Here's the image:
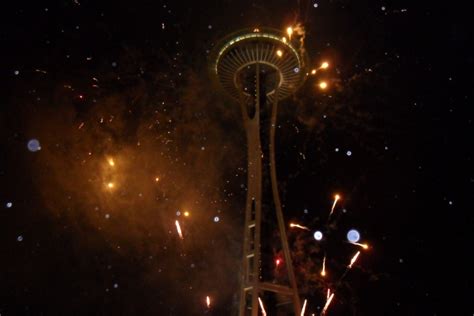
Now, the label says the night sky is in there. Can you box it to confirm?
[1,0,473,315]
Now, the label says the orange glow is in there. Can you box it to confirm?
[321,61,329,69]
[276,50,283,57]
[319,81,328,89]
[107,182,114,189]
[184,211,190,217]
[107,157,115,167]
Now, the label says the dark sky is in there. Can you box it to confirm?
[1,0,473,315]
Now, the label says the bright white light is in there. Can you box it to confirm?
[314,231,323,241]
[347,229,360,243]
[213,216,220,222]
[6,202,13,208]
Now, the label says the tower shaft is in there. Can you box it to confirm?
[238,63,301,316]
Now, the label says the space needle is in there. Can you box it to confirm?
[212,27,309,315]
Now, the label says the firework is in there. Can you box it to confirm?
[107,157,115,167]
[321,293,335,315]
[258,297,267,316]
[320,255,326,277]
[348,251,361,269]
[290,223,310,231]
[287,26,293,39]
[329,194,340,217]
[206,296,211,308]
[351,242,369,250]
[175,220,183,239]
[300,298,307,316]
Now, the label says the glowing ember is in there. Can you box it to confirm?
[206,295,211,308]
[329,194,340,216]
[276,49,283,57]
[321,255,326,277]
[300,298,307,316]
[290,223,310,231]
[319,81,328,90]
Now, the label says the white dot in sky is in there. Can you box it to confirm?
[6,202,13,208]
[27,139,41,152]
[113,283,118,288]
[294,67,300,73]
[335,148,339,152]
[17,235,23,242]
[347,229,360,243]
[346,150,352,156]
[381,6,386,11]
[213,216,220,222]
[208,25,212,29]
[176,211,181,216]
[303,208,308,214]
[313,3,318,8]
[201,146,205,150]
[105,214,110,219]
[313,231,323,241]
[14,70,19,75]
[112,62,117,67]
[448,201,453,205]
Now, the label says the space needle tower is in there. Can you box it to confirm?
[212,27,308,315]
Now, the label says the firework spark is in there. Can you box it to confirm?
[351,242,369,250]
[329,194,340,217]
[321,293,335,315]
[348,251,361,269]
[287,26,293,39]
[327,288,331,300]
[300,298,307,316]
[258,297,267,316]
[107,157,115,167]
[320,255,326,277]
[175,220,183,239]
[290,223,310,231]
[206,296,211,308]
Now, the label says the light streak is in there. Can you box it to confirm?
[206,296,211,308]
[290,223,310,231]
[348,251,361,269]
[321,255,326,277]
[321,293,335,315]
[329,194,340,216]
[351,242,369,250]
[300,298,307,316]
[175,220,183,239]
[327,288,331,300]
[258,297,267,316]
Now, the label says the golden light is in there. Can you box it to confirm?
[352,242,369,250]
[184,211,190,217]
[206,296,211,308]
[258,297,267,316]
[320,255,326,277]
[286,26,293,39]
[282,37,287,43]
[276,49,283,57]
[107,158,115,167]
[155,177,160,182]
[319,81,328,90]
[321,61,329,69]
[107,182,114,189]
[334,194,341,200]
[311,69,317,75]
